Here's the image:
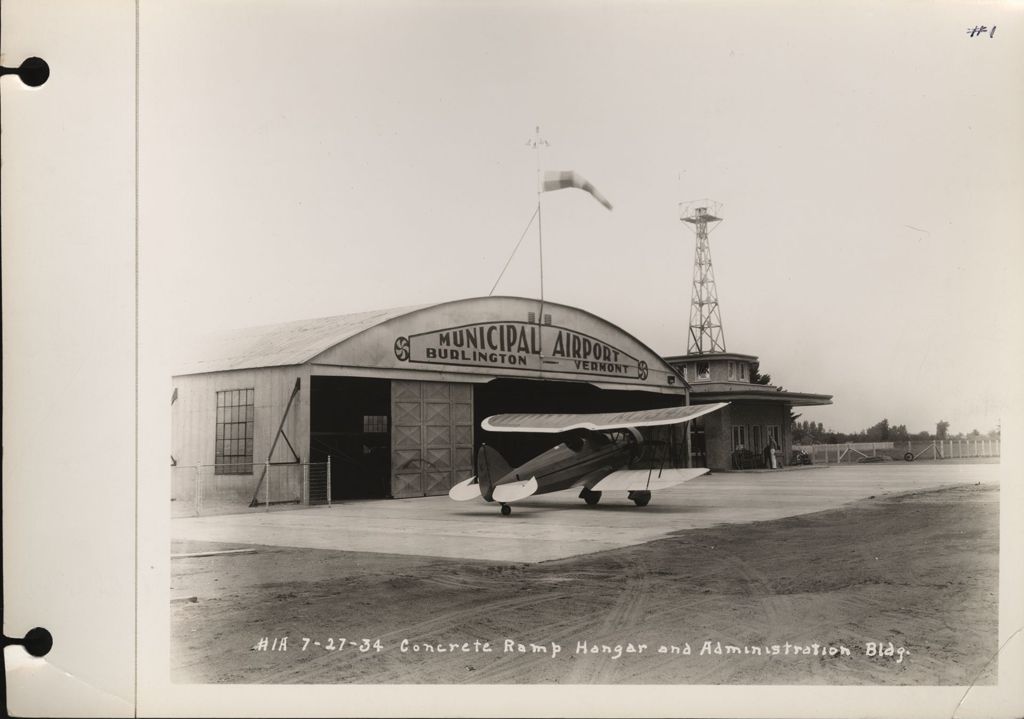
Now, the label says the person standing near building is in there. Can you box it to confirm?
[768,437,779,469]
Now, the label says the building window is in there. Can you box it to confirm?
[767,425,781,448]
[728,361,735,379]
[751,425,763,453]
[363,415,388,433]
[738,363,747,382]
[731,425,747,450]
[215,388,254,474]
[697,362,711,380]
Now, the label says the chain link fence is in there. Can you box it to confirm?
[171,461,331,517]
[793,439,1000,465]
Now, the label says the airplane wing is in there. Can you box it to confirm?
[480,402,729,433]
[491,476,539,503]
[448,476,481,501]
[590,467,709,491]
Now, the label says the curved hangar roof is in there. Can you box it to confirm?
[177,296,687,395]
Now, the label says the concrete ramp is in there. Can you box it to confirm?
[171,463,999,563]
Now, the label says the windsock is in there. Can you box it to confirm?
[541,170,613,211]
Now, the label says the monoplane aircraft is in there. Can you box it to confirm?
[449,402,728,515]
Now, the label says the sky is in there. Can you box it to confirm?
[140,0,1023,436]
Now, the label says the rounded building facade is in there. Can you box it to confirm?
[171,296,690,506]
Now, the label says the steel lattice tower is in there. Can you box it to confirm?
[681,201,726,354]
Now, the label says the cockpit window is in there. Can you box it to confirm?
[564,432,586,451]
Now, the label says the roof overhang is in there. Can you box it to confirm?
[691,384,833,407]
[664,352,760,363]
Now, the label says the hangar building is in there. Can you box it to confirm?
[171,296,691,505]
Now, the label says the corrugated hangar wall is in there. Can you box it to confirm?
[390,381,474,498]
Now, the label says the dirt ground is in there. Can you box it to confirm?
[171,482,998,685]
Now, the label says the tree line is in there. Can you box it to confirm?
[790,418,1001,445]
[748,363,1000,445]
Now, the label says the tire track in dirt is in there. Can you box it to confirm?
[561,556,650,684]
[702,548,890,683]
[258,589,571,683]
[456,558,644,685]
[610,549,890,684]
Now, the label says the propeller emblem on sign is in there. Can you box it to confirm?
[638,361,649,380]
[394,336,410,361]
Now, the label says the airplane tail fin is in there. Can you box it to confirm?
[476,444,511,502]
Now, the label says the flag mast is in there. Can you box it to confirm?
[532,127,548,323]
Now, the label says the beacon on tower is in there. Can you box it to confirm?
[680,200,726,355]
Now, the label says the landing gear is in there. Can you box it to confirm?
[628,490,652,507]
[580,488,602,506]
[500,503,512,516]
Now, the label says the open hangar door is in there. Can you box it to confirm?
[473,378,683,469]
[309,376,391,500]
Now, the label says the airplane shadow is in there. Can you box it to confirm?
[448,501,708,517]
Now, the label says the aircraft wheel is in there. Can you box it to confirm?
[631,491,652,507]
[580,488,601,506]
[500,503,511,516]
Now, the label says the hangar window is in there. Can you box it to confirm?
[362,415,388,433]
[731,425,747,450]
[215,388,254,474]
[697,362,711,380]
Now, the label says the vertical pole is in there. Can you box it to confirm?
[684,392,693,469]
[528,126,549,358]
[195,464,201,517]
[327,456,332,508]
[265,461,270,511]
[302,462,308,505]
[685,422,693,469]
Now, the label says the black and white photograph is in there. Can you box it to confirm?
[3,0,1023,717]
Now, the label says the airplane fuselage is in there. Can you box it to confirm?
[487,433,633,500]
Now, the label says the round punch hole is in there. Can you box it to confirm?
[23,627,53,657]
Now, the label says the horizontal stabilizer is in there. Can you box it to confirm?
[591,467,709,492]
[491,476,538,503]
[481,402,729,433]
[448,476,481,501]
